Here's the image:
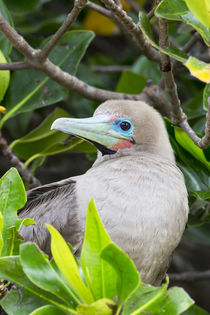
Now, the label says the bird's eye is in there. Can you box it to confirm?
[120,121,131,131]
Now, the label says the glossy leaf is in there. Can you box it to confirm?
[155,0,210,46]
[76,299,117,315]
[20,242,79,308]
[0,50,10,102]
[185,0,210,28]
[47,224,94,304]
[203,84,210,111]
[122,283,193,315]
[174,126,210,171]
[116,70,146,94]
[101,242,140,305]
[0,168,26,256]
[80,199,117,300]
[0,30,94,128]
[0,256,69,312]
[132,56,161,84]
[0,0,13,56]
[0,212,3,255]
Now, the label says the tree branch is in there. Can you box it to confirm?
[86,1,114,19]
[100,0,160,62]
[0,134,40,188]
[169,270,210,282]
[90,65,131,72]
[0,62,30,70]
[158,18,210,149]
[40,0,88,60]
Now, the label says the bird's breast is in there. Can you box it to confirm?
[75,154,188,283]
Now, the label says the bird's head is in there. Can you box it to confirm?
[51,100,173,159]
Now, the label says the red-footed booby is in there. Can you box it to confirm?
[19,100,189,285]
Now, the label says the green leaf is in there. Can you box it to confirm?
[183,304,210,315]
[1,287,47,315]
[122,283,194,315]
[0,168,26,256]
[29,305,67,315]
[80,199,117,300]
[155,0,210,46]
[101,242,140,305]
[25,137,96,167]
[139,12,188,63]
[116,70,146,94]
[76,298,117,315]
[47,224,94,304]
[203,84,210,111]
[20,242,79,308]
[0,256,70,312]
[184,0,210,28]
[0,50,10,102]
[139,12,210,83]
[0,212,3,255]
[10,107,71,160]
[6,0,49,14]
[0,30,95,128]
[10,107,96,165]
[132,56,161,84]
[0,0,13,56]
[174,126,210,171]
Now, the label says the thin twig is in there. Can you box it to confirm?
[169,270,210,282]
[100,0,160,62]
[90,65,131,72]
[158,18,210,149]
[0,134,40,188]
[158,18,185,122]
[86,1,114,19]
[40,0,88,60]
[0,62,30,70]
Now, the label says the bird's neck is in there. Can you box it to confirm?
[94,143,175,167]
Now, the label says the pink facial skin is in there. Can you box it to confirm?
[109,139,133,151]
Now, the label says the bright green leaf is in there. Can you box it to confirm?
[76,298,117,315]
[155,0,210,46]
[0,168,26,256]
[116,70,146,94]
[184,0,210,28]
[0,212,3,255]
[0,31,94,128]
[183,304,210,315]
[0,50,10,102]
[203,84,210,111]
[101,242,140,305]
[80,199,117,300]
[174,126,210,171]
[20,242,79,308]
[47,224,94,304]
[0,256,70,312]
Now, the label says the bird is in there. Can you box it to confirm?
[19,100,189,285]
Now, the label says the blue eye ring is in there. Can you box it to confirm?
[120,120,131,131]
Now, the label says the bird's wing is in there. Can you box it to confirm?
[19,178,82,255]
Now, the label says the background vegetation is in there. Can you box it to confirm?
[0,0,209,313]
